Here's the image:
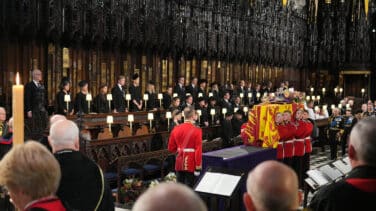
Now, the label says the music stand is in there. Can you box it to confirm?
[194,166,244,211]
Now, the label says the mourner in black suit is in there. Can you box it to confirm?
[237,80,247,104]
[163,86,173,109]
[209,82,220,102]
[50,120,114,211]
[173,76,186,104]
[129,73,143,112]
[221,112,234,148]
[198,79,208,101]
[24,69,48,140]
[111,75,127,113]
[94,84,110,113]
[196,97,209,127]
[55,77,73,115]
[0,108,12,160]
[309,118,376,211]
[185,77,198,102]
[74,80,90,114]
[220,91,233,112]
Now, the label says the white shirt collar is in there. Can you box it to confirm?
[33,80,39,86]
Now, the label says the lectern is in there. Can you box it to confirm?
[195,167,244,211]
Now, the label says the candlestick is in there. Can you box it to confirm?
[148,113,154,132]
[128,114,134,134]
[143,94,149,111]
[106,115,113,133]
[210,108,215,125]
[106,93,112,101]
[125,94,131,109]
[222,108,227,119]
[158,93,163,108]
[64,94,71,114]
[106,94,112,112]
[256,92,260,100]
[248,92,253,104]
[86,93,92,113]
[166,111,172,131]
[197,109,201,124]
[12,72,24,145]
[243,106,249,113]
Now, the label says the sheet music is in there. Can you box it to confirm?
[195,172,241,197]
[307,169,329,186]
[342,157,350,165]
[319,165,343,181]
[333,160,351,175]
[305,177,319,190]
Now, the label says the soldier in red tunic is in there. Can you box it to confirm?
[302,110,314,177]
[293,108,307,186]
[281,110,296,166]
[275,112,285,160]
[168,106,202,187]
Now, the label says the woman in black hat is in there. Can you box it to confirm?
[128,73,143,111]
[74,80,90,114]
[55,77,73,115]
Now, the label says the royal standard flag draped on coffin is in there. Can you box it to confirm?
[245,103,302,148]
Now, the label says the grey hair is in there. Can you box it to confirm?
[350,117,376,167]
[49,120,79,149]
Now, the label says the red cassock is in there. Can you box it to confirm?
[168,122,202,173]
[277,122,296,159]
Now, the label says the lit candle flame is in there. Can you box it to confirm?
[16,72,20,85]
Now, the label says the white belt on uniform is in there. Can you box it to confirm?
[178,148,195,152]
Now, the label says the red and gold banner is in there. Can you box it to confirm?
[242,103,302,148]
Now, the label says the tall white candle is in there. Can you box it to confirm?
[12,72,24,145]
